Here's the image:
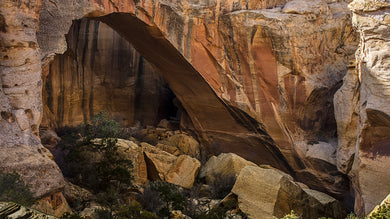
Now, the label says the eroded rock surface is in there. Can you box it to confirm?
[199,153,257,184]
[141,142,200,188]
[232,166,346,219]
[336,0,390,215]
[41,19,177,129]
[0,0,366,213]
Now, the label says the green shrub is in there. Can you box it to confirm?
[0,171,35,206]
[60,212,86,219]
[140,181,186,217]
[209,174,235,199]
[57,112,133,193]
[283,210,300,219]
[140,210,158,219]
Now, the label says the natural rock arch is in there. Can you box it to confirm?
[1,0,360,210]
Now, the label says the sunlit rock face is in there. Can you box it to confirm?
[0,0,66,200]
[41,19,177,129]
[1,0,364,211]
[336,0,390,215]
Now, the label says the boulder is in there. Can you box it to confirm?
[63,180,94,208]
[199,153,257,184]
[141,142,177,181]
[141,143,200,188]
[160,134,201,159]
[165,155,201,189]
[32,192,71,217]
[231,166,345,219]
[116,139,148,185]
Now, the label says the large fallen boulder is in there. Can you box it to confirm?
[199,153,257,184]
[231,166,345,219]
[141,143,200,188]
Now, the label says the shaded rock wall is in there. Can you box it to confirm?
[42,19,177,129]
[336,0,390,215]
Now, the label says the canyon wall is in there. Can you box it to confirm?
[335,0,390,215]
[36,0,358,202]
[1,0,389,215]
[42,18,176,129]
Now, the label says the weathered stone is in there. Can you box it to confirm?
[232,166,346,219]
[116,139,148,185]
[141,142,177,181]
[32,192,71,217]
[141,142,200,188]
[0,0,66,200]
[165,155,201,189]
[41,19,176,129]
[63,181,94,207]
[199,153,257,184]
[160,134,201,159]
[342,0,390,215]
[0,202,56,219]
[2,0,361,210]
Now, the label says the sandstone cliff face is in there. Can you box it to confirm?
[336,0,390,215]
[0,0,65,198]
[0,0,360,206]
[42,18,177,128]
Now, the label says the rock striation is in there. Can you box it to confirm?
[30,0,358,199]
[335,0,390,215]
[6,0,390,215]
[42,19,177,129]
[232,165,345,219]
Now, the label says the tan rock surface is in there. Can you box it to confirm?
[232,166,345,219]
[32,192,71,217]
[2,0,360,209]
[0,0,66,199]
[116,139,148,185]
[160,134,201,159]
[341,0,390,215]
[165,155,201,189]
[199,153,257,184]
[141,142,177,181]
[141,142,200,188]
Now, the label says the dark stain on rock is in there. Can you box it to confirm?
[0,14,6,33]
[1,111,15,123]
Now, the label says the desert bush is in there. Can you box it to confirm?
[139,181,186,217]
[60,212,86,219]
[57,112,133,193]
[0,171,35,206]
[115,201,158,219]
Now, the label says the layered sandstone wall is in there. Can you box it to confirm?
[1,0,358,204]
[336,0,390,215]
[3,0,390,215]
[42,19,176,129]
[0,0,65,198]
